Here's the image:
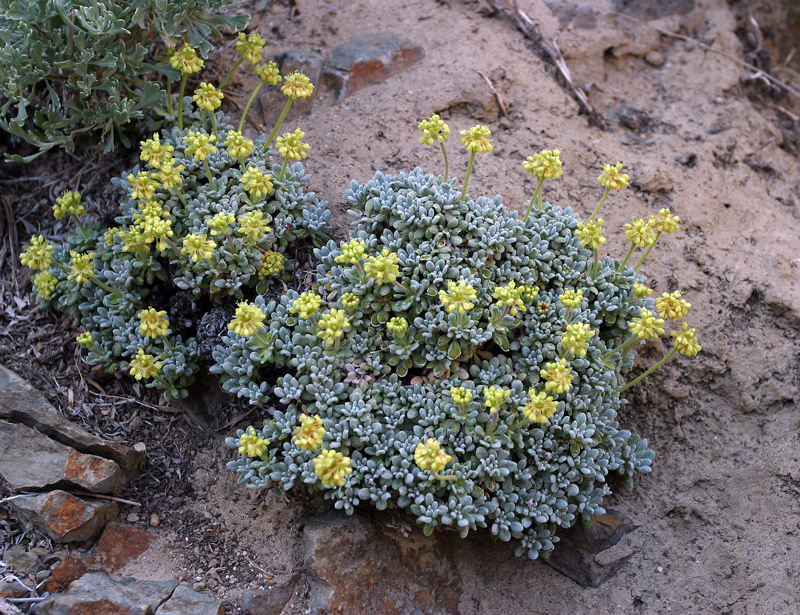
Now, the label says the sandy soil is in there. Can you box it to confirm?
[4,0,800,613]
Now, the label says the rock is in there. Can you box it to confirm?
[2,544,44,577]
[150,514,160,528]
[40,556,91,594]
[617,105,658,132]
[303,511,461,615]
[95,523,155,572]
[322,32,424,100]
[544,509,639,587]
[0,577,29,600]
[644,50,665,66]
[34,573,178,615]
[547,3,598,29]
[11,491,114,543]
[0,421,121,494]
[241,575,298,615]
[611,0,695,21]
[634,163,673,193]
[155,585,224,615]
[0,365,143,474]
[127,513,140,523]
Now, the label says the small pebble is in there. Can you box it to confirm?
[149,513,160,527]
[656,566,664,573]
[644,51,665,67]
[133,442,147,453]
[193,581,205,591]
[35,570,51,581]
[127,513,139,523]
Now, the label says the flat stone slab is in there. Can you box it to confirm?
[0,421,121,494]
[155,585,224,615]
[11,490,114,543]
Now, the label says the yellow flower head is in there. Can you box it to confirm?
[238,427,269,458]
[169,45,203,74]
[281,71,314,99]
[127,172,160,201]
[317,309,351,346]
[67,251,95,284]
[313,449,352,487]
[20,235,54,270]
[450,386,473,407]
[276,128,310,161]
[140,133,174,169]
[671,322,701,356]
[290,291,322,319]
[224,130,254,159]
[364,249,400,285]
[649,208,680,234]
[237,210,271,243]
[258,251,285,278]
[484,386,511,414]
[183,131,217,161]
[598,162,629,190]
[624,218,657,248]
[119,226,150,254]
[294,414,326,451]
[334,239,367,265]
[439,279,478,314]
[414,438,452,473]
[492,280,526,316]
[240,166,274,199]
[129,348,162,380]
[76,331,94,349]
[236,31,265,64]
[562,322,595,357]
[630,308,665,340]
[229,301,266,337]
[341,292,360,311]
[559,288,583,310]
[255,61,282,85]
[522,148,563,180]
[522,389,559,423]
[633,283,653,298]
[523,285,540,302]
[53,190,84,220]
[575,218,606,250]
[540,358,574,394]
[387,317,408,337]
[181,233,216,262]
[154,158,184,190]
[34,271,58,299]
[656,290,691,321]
[418,114,450,145]
[460,125,493,153]
[138,307,169,339]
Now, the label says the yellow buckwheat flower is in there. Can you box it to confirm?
[169,45,203,74]
[154,158,184,190]
[450,386,473,407]
[575,218,606,250]
[127,172,159,200]
[633,283,653,298]
[523,285,540,302]
[290,292,322,319]
[540,358,574,394]
[276,128,310,160]
[418,114,450,145]
[649,208,680,234]
[281,71,314,99]
[560,288,583,309]
[240,166,274,199]
[317,309,351,346]
[460,125,493,153]
[129,348,162,380]
[224,130,254,159]
[140,133,174,169]
[258,251,284,277]
[67,251,95,284]
[492,280,526,315]
[414,438,452,473]
[76,331,94,349]
[33,271,58,300]
[237,210,271,243]
[255,61,281,85]
[484,386,511,414]
[138,308,169,339]
[671,322,701,356]
[630,308,665,339]
[229,302,266,337]
[236,32,265,64]
[335,239,367,264]
[313,449,352,487]
[341,292,360,311]
[183,131,217,161]
[522,148,563,179]
[181,233,216,262]
[522,389,559,423]
[53,190,84,219]
[364,249,400,285]
[387,317,408,337]
[562,322,595,357]
[193,83,224,111]
[206,212,235,236]
[598,162,629,190]
[294,415,326,451]
[238,427,269,458]
[439,279,478,314]
[656,290,691,321]
[624,218,657,247]
[20,235,54,270]
[119,227,150,254]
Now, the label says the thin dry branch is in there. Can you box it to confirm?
[476,71,508,117]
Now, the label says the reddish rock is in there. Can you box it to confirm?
[40,556,92,594]
[155,585,224,615]
[322,32,425,100]
[95,523,155,572]
[0,577,29,599]
[241,575,298,615]
[303,511,461,615]
[11,491,114,543]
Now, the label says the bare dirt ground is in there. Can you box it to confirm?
[3,0,800,613]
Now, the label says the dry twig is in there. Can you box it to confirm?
[476,71,508,117]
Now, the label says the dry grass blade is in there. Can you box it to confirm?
[476,70,508,117]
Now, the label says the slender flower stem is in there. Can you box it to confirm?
[239,156,246,172]
[238,80,267,133]
[601,335,640,361]
[432,472,457,481]
[209,110,218,142]
[178,73,187,130]
[523,177,545,222]
[203,159,217,191]
[220,56,245,89]
[620,244,636,268]
[461,151,476,201]
[440,141,450,181]
[166,80,174,116]
[588,187,611,222]
[51,261,121,296]
[592,249,599,277]
[277,156,289,182]
[174,187,188,208]
[392,280,412,294]
[265,98,292,146]
[633,231,662,271]
[617,347,678,393]
[486,411,500,437]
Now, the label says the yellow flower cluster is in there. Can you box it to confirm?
[671,322,701,356]
[341,292,360,311]
[624,218,657,247]
[207,212,235,236]
[129,348,162,380]
[562,322,595,357]
[414,438,452,473]
[238,427,269,458]
[656,290,691,321]
[76,331,94,349]
[522,148,563,180]
[294,414,326,451]
[597,162,629,190]
[20,235,54,270]
[154,158,184,190]
[67,251,95,284]
[169,45,203,74]
[559,288,583,309]
[235,32,265,64]
[313,449,352,487]
[575,218,606,250]
[127,172,160,200]
[460,125,493,153]
[540,358,574,394]
[181,233,216,262]
[450,386,473,407]
[184,131,217,161]
[523,285,540,302]
[224,130,254,159]
[364,249,400,285]
[228,301,266,337]
[277,128,310,160]
[483,386,511,414]
[140,133,174,168]
[259,251,285,277]
[290,291,322,319]
[237,210,271,243]
[193,83,224,111]
[119,227,149,254]
[53,190,84,220]
[649,208,680,233]
[255,61,281,85]
[335,239,367,264]
[439,279,478,314]
[492,280,526,315]
[240,166,274,199]
[387,317,408,336]
[138,307,169,339]
[633,283,653,298]
[418,114,450,145]
[316,309,351,346]
[281,71,315,99]
[34,271,58,299]
[630,308,665,339]
[522,389,559,423]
